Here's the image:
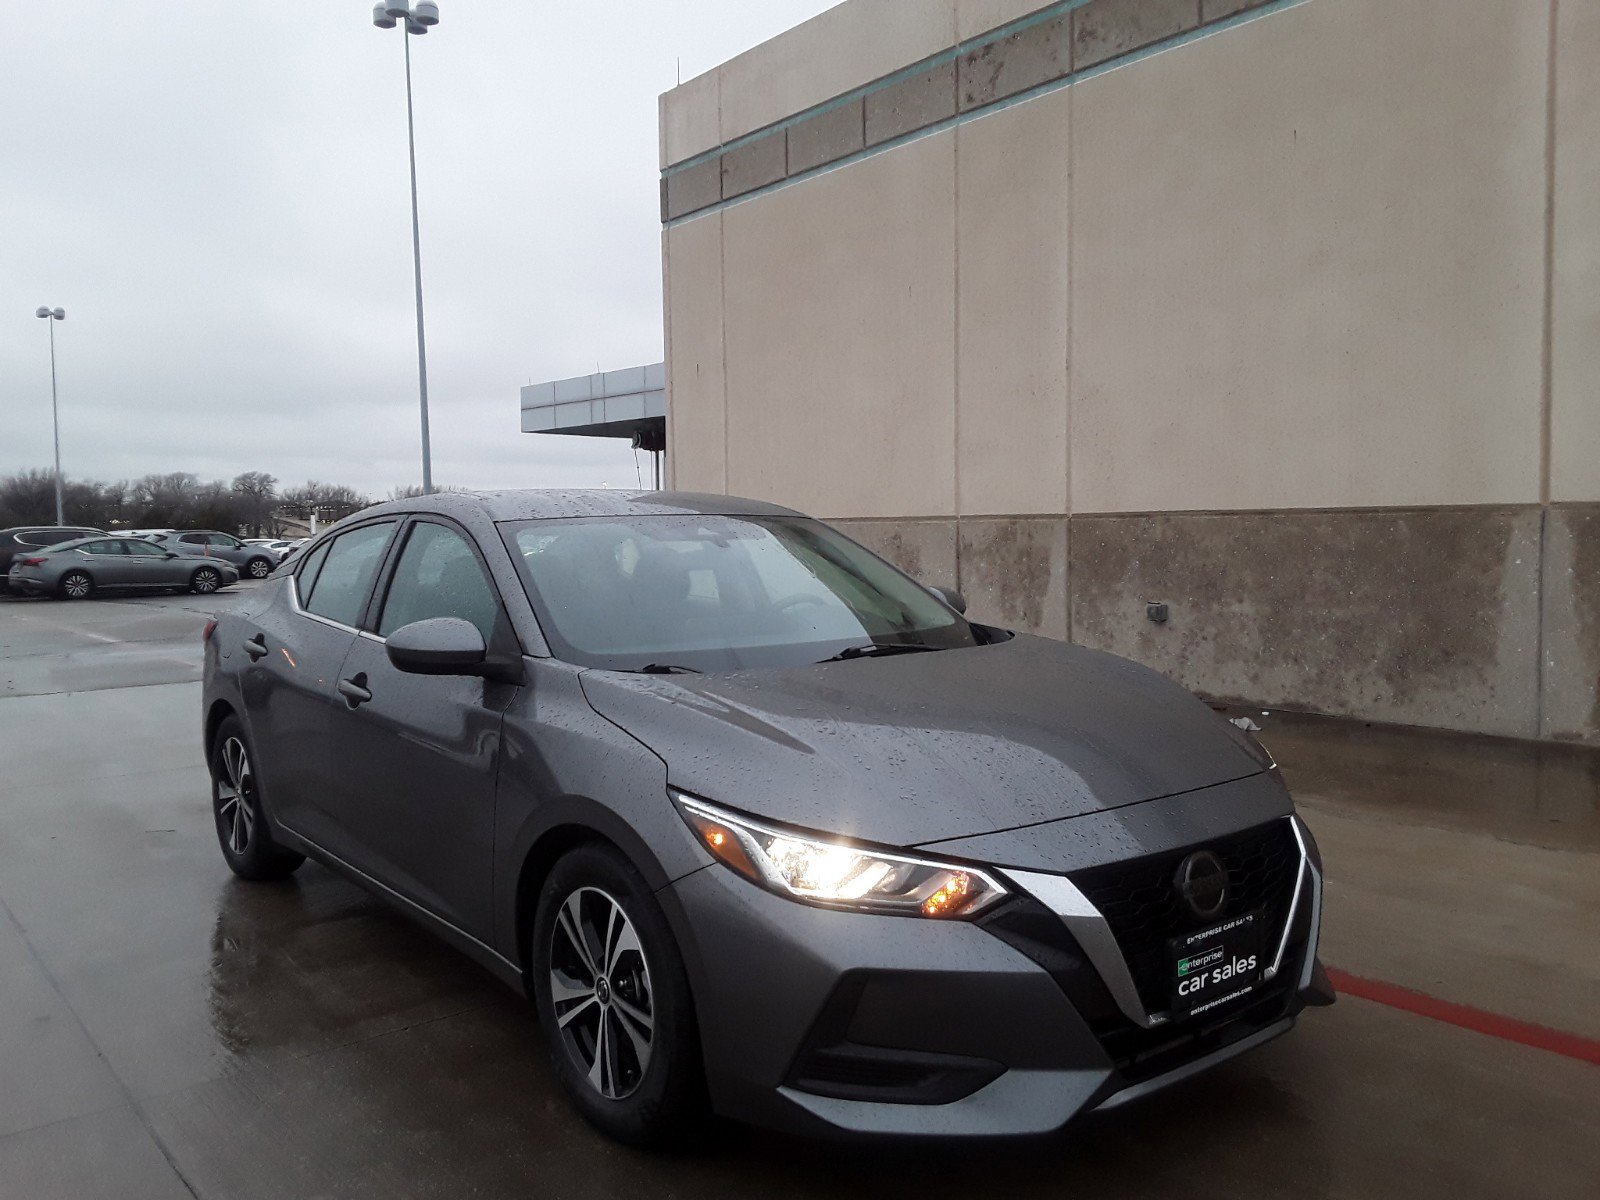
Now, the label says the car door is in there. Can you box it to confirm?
[80,540,136,588]
[122,538,182,587]
[207,533,249,569]
[324,517,519,939]
[236,520,400,847]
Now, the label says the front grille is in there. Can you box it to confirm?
[1069,819,1301,1015]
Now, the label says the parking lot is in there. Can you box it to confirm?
[0,585,1595,1199]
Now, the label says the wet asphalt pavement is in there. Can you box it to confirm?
[0,585,1596,1199]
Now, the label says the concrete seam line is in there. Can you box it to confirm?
[1324,967,1600,1067]
[1538,0,1558,509]
[0,896,203,1197]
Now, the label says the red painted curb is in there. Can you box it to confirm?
[1324,967,1600,1067]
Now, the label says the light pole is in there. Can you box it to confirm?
[34,306,66,525]
[373,1,440,495]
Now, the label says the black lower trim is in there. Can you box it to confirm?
[789,1041,1005,1105]
[784,974,1004,1106]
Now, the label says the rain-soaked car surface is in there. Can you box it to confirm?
[201,489,1334,1145]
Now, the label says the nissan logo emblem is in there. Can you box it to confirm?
[1174,850,1229,920]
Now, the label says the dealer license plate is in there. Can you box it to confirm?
[1169,911,1262,1018]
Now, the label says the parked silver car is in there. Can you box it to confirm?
[7,536,239,599]
[147,530,279,579]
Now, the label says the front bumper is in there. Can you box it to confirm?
[660,813,1329,1138]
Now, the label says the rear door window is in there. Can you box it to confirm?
[294,541,331,604]
[301,523,396,628]
[84,541,126,555]
[19,531,73,547]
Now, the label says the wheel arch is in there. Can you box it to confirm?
[203,698,237,770]
[509,800,689,988]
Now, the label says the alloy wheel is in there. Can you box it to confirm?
[248,558,271,578]
[548,886,655,1100]
[215,736,257,856]
[194,569,220,594]
[62,573,91,599]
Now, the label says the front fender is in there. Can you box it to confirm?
[490,660,711,970]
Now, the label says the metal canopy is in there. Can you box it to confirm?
[521,362,665,445]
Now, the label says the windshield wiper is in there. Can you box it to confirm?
[630,663,704,674]
[816,643,943,664]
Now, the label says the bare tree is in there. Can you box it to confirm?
[231,471,279,536]
[0,469,60,525]
[132,472,201,526]
[280,481,371,525]
[0,470,371,533]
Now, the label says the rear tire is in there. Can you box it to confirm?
[532,843,706,1148]
[245,556,272,579]
[58,571,93,600]
[210,716,304,882]
[191,566,223,595]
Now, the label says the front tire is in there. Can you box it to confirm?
[191,566,223,595]
[245,556,272,579]
[210,716,304,881]
[532,844,706,1147]
[58,570,93,600]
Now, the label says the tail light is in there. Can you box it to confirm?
[19,556,47,567]
[202,619,218,643]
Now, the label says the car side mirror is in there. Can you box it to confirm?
[928,585,967,614]
[385,617,488,676]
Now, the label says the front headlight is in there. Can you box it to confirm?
[674,793,1006,919]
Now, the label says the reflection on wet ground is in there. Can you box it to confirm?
[1,590,1596,1199]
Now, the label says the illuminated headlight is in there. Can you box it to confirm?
[674,793,1006,919]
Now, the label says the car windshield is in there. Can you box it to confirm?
[503,515,978,672]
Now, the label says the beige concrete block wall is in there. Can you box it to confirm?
[718,1,960,148]
[1069,0,1549,514]
[663,216,727,493]
[956,88,1071,516]
[659,0,1598,742]
[720,133,959,518]
[1551,0,1600,504]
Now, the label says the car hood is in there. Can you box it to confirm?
[578,635,1263,848]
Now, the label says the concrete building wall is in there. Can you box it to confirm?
[660,0,1600,744]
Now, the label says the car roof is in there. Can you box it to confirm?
[2,525,103,535]
[352,489,804,524]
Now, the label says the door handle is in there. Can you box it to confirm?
[244,634,268,661]
[337,674,373,707]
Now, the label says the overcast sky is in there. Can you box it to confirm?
[1,1,834,498]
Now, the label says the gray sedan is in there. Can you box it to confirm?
[7,536,239,599]
[201,490,1332,1146]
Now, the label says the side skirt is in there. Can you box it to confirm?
[274,822,528,995]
